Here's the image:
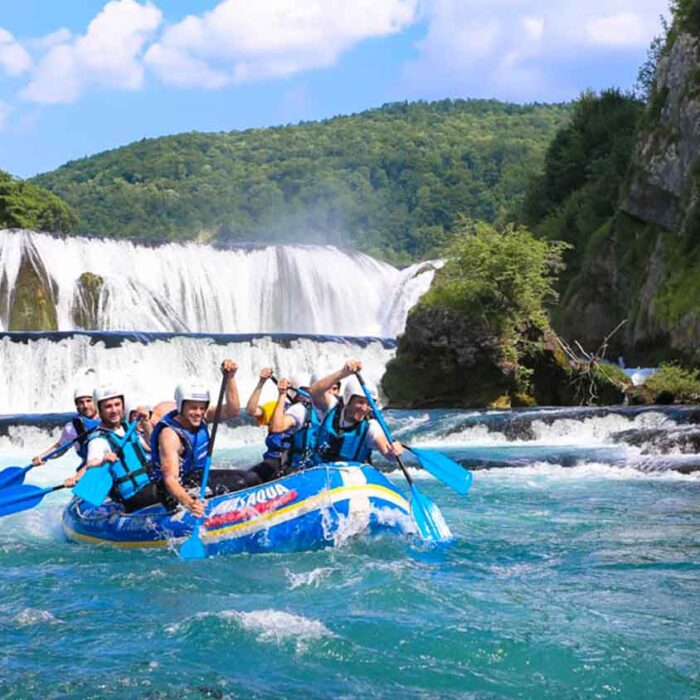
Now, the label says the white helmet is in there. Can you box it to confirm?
[342,375,377,405]
[175,383,210,413]
[93,386,124,408]
[73,384,94,403]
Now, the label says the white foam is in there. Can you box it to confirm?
[12,609,64,626]
[166,609,333,652]
[473,461,700,484]
[286,567,334,589]
[230,609,334,647]
[0,334,395,414]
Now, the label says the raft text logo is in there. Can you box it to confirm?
[205,483,297,529]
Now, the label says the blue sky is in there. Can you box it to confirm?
[0,0,670,178]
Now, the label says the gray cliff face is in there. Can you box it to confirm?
[621,33,700,233]
[562,30,700,364]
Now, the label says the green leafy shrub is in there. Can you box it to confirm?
[644,362,700,402]
[422,218,569,333]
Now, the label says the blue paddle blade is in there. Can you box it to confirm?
[0,465,31,491]
[179,526,207,560]
[408,447,473,495]
[410,484,453,543]
[0,485,51,517]
[72,465,113,506]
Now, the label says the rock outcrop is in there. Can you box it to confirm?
[382,303,626,408]
[72,272,104,329]
[621,33,700,234]
[6,237,58,331]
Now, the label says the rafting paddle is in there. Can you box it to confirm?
[401,445,473,495]
[0,483,67,518]
[0,427,98,491]
[179,371,229,560]
[354,372,452,543]
[72,419,140,506]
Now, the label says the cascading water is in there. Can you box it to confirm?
[0,230,436,336]
[0,331,396,414]
[0,229,440,415]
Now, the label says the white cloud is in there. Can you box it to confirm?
[21,0,162,104]
[26,28,73,51]
[145,0,418,87]
[399,0,670,102]
[0,28,32,76]
[521,16,544,41]
[586,12,647,47]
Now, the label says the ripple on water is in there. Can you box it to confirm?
[12,608,64,627]
[165,609,334,654]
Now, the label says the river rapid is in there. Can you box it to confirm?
[0,233,698,698]
[1,405,699,699]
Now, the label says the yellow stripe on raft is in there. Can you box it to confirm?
[204,483,410,541]
[62,523,169,549]
[62,482,410,549]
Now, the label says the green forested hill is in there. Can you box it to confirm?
[31,99,570,262]
[0,169,77,233]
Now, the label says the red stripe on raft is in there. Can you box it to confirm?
[205,490,298,529]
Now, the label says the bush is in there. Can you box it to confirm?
[644,362,700,402]
[422,218,569,333]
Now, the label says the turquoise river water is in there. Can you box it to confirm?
[1,406,699,699]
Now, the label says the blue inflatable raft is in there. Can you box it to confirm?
[62,462,413,555]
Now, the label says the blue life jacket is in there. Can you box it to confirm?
[88,423,152,502]
[263,400,292,461]
[150,410,210,481]
[71,415,100,467]
[287,396,323,469]
[316,399,372,464]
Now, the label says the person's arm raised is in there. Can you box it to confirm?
[268,378,296,433]
[207,360,239,421]
[310,359,362,411]
[245,367,272,418]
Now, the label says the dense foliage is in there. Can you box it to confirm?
[32,99,570,262]
[670,0,700,37]
[0,169,78,233]
[422,218,568,334]
[644,363,700,401]
[520,89,643,289]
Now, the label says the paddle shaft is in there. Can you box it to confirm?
[28,424,97,470]
[196,371,229,500]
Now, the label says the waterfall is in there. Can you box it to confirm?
[0,230,437,336]
[0,229,440,415]
[0,332,396,414]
